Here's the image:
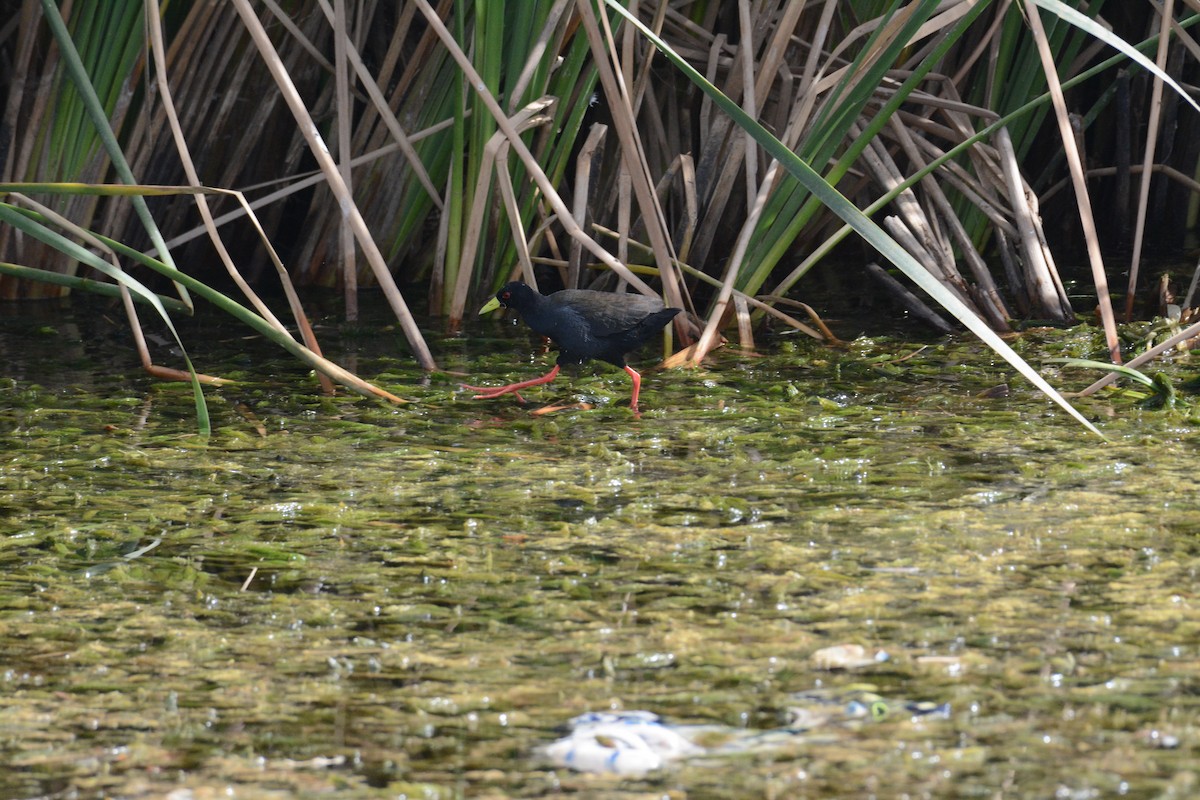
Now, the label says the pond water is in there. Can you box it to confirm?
[1,298,1198,799]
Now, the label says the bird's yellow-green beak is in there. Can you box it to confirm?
[478,297,501,315]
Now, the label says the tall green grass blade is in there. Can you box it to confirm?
[608,0,1104,438]
[39,0,192,310]
[1031,0,1200,116]
[491,4,599,291]
[0,261,191,311]
[435,0,599,305]
[988,1,1098,161]
[1047,358,1156,389]
[804,1,930,164]
[773,10,1200,297]
[741,0,991,295]
[3,200,399,404]
[0,201,210,433]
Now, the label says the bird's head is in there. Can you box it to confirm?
[478,282,535,314]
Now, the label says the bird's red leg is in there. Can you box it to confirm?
[463,364,561,403]
[624,365,642,411]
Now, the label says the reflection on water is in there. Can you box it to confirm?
[0,301,1197,798]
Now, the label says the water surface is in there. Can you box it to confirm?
[1,300,1197,798]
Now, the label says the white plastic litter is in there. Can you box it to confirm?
[542,711,704,775]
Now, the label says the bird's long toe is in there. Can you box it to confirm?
[472,387,526,402]
[462,381,531,403]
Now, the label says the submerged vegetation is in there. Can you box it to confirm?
[2,305,1200,796]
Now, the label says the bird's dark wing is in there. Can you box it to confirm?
[548,290,672,338]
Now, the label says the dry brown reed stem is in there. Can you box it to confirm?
[310,0,443,209]
[0,9,20,46]
[1125,0,1176,322]
[616,162,632,293]
[733,294,755,350]
[1022,2,1119,360]
[692,159,783,364]
[1042,164,1200,203]
[618,0,636,113]
[589,223,824,341]
[229,0,436,371]
[154,118,458,255]
[627,0,669,116]
[858,124,951,277]
[865,262,953,335]
[640,154,697,292]
[569,124,609,289]
[994,128,1070,320]
[745,296,834,343]
[688,63,742,269]
[507,0,574,115]
[332,0,357,320]
[430,166,452,315]
[737,0,758,212]
[495,141,540,299]
[579,0,687,319]
[408,0,657,300]
[447,101,556,326]
[676,154,698,268]
[259,0,338,77]
[1184,255,1200,308]
[886,116,1010,328]
[142,0,295,339]
[754,1,809,137]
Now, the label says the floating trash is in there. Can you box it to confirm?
[542,711,703,775]
[786,686,951,729]
[543,686,950,775]
[810,643,890,670]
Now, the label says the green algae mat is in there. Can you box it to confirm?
[1,302,1198,798]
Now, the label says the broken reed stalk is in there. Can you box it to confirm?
[229,0,437,371]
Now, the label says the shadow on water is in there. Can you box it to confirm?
[1,297,1198,798]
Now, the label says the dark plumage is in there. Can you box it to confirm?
[465,281,681,410]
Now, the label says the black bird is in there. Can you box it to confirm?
[465,281,681,411]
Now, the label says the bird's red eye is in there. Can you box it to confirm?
[501,292,511,300]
